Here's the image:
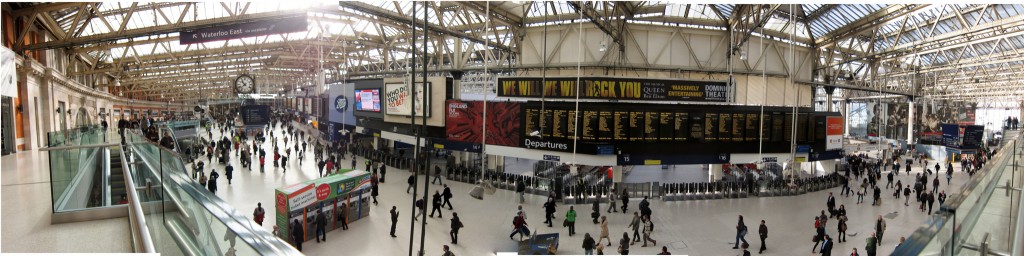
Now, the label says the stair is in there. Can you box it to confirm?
[109,147,126,204]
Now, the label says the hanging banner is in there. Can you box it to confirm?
[180,14,308,44]
[497,77,729,102]
[826,116,844,150]
[384,82,430,116]
[445,100,521,146]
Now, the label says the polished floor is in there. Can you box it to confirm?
[200,122,979,256]
[1,149,132,253]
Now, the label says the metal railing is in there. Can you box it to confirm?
[119,145,155,253]
[894,130,1022,255]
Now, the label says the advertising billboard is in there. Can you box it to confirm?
[497,76,729,102]
[445,100,521,146]
[826,116,844,150]
[354,89,381,112]
[384,82,430,117]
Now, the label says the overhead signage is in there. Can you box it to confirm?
[826,116,844,150]
[543,155,561,162]
[523,138,571,151]
[334,95,348,113]
[384,82,430,116]
[240,105,270,126]
[961,125,984,150]
[498,77,729,102]
[941,123,960,148]
[180,14,308,44]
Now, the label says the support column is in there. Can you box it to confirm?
[710,164,724,182]
[824,86,836,112]
[612,166,624,183]
[844,100,851,137]
[486,154,497,172]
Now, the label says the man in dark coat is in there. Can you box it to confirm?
[544,198,557,227]
[819,234,833,256]
[430,190,443,218]
[450,212,462,244]
[315,209,326,242]
[291,219,303,251]
[442,184,454,210]
[826,192,836,217]
[758,220,768,254]
[389,206,399,237]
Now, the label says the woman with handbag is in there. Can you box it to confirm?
[733,215,748,249]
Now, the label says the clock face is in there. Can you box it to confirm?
[234,74,255,94]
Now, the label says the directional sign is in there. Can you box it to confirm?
[180,15,308,44]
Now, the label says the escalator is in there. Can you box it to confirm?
[109,146,126,204]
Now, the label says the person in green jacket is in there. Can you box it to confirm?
[865,232,877,256]
[566,206,577,236]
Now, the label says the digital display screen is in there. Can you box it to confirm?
[354,89,381,112]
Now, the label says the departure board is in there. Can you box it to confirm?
[598,111,613,140]
[524,108,539,135]
[771,113,784,142]
[551,109,567,139]
[645,112,659,141]
[567,110,578,140]
[540,109,553,137]
[784,113,795,142]
[689,113,704,142]
[659,112,674,141]
[732,113,745,142]
[613,111,628,141]
[797,113,808,143]
[759,114,771,142]
[629,111,644,141]
[719,112,732,141]
[675,112,689,142]
[705,113,719,142]
[745,113,759,142]
[582,110,598,140]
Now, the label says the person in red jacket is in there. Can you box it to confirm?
[253,203,266,226]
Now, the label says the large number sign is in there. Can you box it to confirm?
[384,82,430,116]
[445,100,521,146]
[497,77,729,102]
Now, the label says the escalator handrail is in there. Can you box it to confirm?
[119,146,155,253]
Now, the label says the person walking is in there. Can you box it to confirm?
[618,232,631,255]
[225,164,233,185]
[432,165,443,185]
[607,190,618,213]
[591,195,601,224]
[430,190,444,218]
[865,232,877,256]
[441,184,454,210]
[597,216,612,246]
[813,217,825,253]
[904,186,912,206]
[314,209,326,243]
[875,215,886,246]
[337,203,349,230]
[734,215,748,249]
[872,185,881,206]
[620,188,630,213]
[582,233,596,255]
[932,176,940,194]
[371,183,379,205]
[208,169,219,194]
[441,245,454,256]
[926,191,936,214]
[837,207,848,243]
[515,179,526,203]
[509,212,528,241]
[389,206,399,237]
[543,198,557,227]
[565,206,577,236]
[641,215,657,247]
[886,171,894,189]
[826,192,836,217]
[628,212,642,244]
[407,174,416,194]
[450,212,462,244]
[820,234,833,256]
[758,220,768,253]
[253,203,266,226]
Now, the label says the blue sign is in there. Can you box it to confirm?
[941,124,960,148]
[796,145,811,153]
[180,15,308,44]
[595,145,615,155]
[543,155,561,162]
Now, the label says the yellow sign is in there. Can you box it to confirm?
[644,159,662,165]
[433,144,444,149]
[795,157,807,163]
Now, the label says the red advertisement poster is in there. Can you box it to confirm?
[446,100,521,146]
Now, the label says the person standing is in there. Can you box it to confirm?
[515,179,526,203]
[543,198,556,227]
[582,233,596,255]
[932,176,940,194]
[641,215,657,247]
[826,192,836,217]
[314,209,326,243]
[734,215,748,249]
[837,207,848,243]
[872,185,881,206]
[225,164,234,185]
[875,215,886,246]
[290,219,303,251]
[337,203,349,230]
[450,212,462,244]
[591,195,601,224]
[904,186,912,206]
[432,165,443,185]
[628,212,642,244]
[379,164,387,183]
[430,190,444,218]
[208,169,219,194]
[565,206,577,236]
[618,232,631,255]
[389,206,399,237]
[253,203,266,226]
[926,191,936,214]
[597,216,612,246]
[442,184,454,210]
[758,220,768,254]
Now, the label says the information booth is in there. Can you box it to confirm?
[275,169,372,242]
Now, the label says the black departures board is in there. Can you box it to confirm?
[519,102,820,147]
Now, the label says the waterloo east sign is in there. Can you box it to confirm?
[497,77,730,102]
[180,15,308,44]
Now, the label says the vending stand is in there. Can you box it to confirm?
[275,169,372,242]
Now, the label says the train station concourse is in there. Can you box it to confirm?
[2,2,1023,256]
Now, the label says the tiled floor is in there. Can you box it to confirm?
[200,122,981,256]
[1,149,132,253]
